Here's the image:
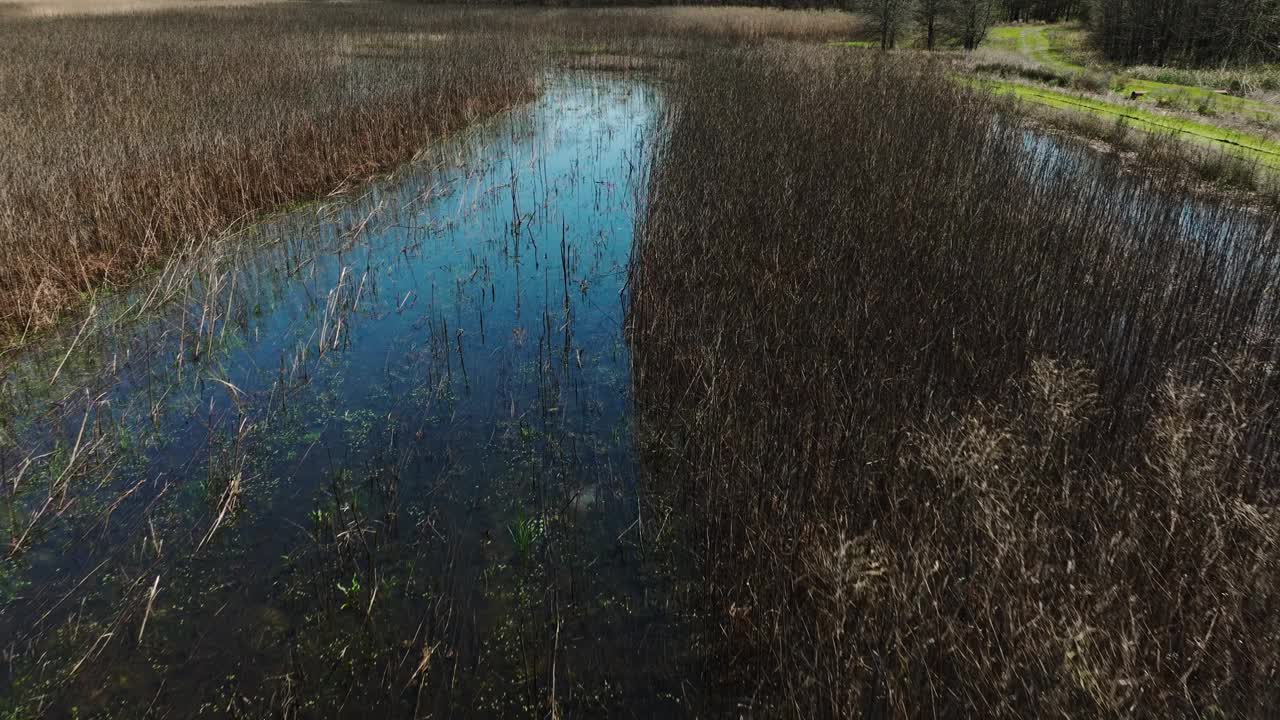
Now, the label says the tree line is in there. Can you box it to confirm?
[856,0,1279,64]
[1091,0,1280,65]
[857,0,998,50]
[417,0,1280,66]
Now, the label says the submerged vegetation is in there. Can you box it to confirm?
[630,45,1280,717]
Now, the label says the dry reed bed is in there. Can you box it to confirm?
[0,4,538,343]
[454,6,860,43]
[4,0,285,14]
[629,45,1280,718]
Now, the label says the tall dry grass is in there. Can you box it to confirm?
[464,6,861,43]
[629,44,1280,718]
[0,4,538,343]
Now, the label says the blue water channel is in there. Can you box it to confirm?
[0,73,695,717]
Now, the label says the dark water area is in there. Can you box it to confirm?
[0,74,696,718]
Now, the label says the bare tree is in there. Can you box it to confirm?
[916,0,947,49]
[950,0,995,50]
[862,0,915,49]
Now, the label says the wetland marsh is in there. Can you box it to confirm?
[2,4,1279,719]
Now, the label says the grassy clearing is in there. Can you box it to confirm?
[986,23,1085,74]
[631,44,1280,717]
[972,22,1274,124]
[829,39,880,48]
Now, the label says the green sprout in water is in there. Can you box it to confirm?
[310,508,330,536]
[508,511,542,563]
[337,573,361,610]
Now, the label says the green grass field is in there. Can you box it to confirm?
[985,24,1084,74]
[976,78,1280,168]
[983,24,1279,122]
[830,39,879,48]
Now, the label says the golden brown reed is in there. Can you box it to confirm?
[0,5,540,344]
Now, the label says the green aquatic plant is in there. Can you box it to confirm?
[517,422,536,444]
[0,557,30,607]
[508,511,541,563]
[336,573,361,610]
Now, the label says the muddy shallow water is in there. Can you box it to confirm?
[0,73,697,718]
